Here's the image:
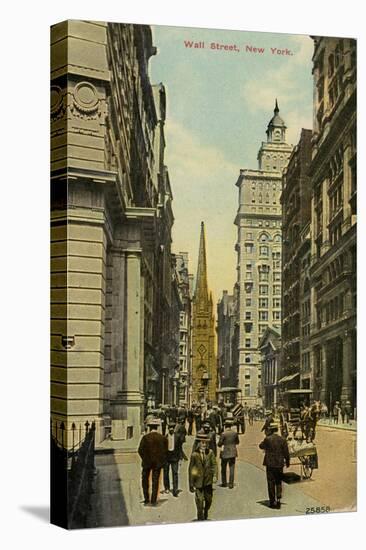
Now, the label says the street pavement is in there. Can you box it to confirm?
[86,419,358,528]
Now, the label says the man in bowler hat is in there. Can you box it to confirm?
[189,433,217,521]
[259,422,290,509]
[138,419,168,506]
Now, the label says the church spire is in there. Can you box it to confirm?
[274,98,279,114]
[194,221,209,306]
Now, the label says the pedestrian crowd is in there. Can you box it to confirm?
[137,400,292,520]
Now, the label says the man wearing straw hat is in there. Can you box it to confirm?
[138,418,168,506]
[259,421,290,509]
[189,433,218,521]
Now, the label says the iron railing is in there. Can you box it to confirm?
[51,420,96,529]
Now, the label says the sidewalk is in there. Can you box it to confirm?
[317,419,357,432]
[88,435,323,528]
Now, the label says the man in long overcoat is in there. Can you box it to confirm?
[138,419,168,506]
[218,419,240,488]
[189,434,217,521]
[259,422,290,509]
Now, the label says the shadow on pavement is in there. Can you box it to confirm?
[283,472,302,484]
[87,453,129,528]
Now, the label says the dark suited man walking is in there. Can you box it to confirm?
[163,422,185,497]
[259,422,290,509]
[138,419,168,506]
[218,419,240,488]
[189,433,217,521]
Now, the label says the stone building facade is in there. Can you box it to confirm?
[217,290,239,389]
[51,21,177,447]
[175,252,193,406]
[234,102,293,406]
[280,129,312,398]
[191,223,217,403]
[259,326,281,410]
[309,37,357,412]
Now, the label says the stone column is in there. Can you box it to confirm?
[110,247,126,440]
[117,248,145,445]
[319,344,328,406]
[341,330,353,403]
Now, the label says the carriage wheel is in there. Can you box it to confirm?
[300,456,313,479]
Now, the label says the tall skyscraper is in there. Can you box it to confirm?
[191,222,217,403]
[234,102,293,406]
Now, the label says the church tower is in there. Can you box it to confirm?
[191,222,217,404]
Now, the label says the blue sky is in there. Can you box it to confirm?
[150,25,314,303]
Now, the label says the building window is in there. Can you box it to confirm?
[245,283,253,293]
[259,271,269,282]
[246,232,253,240]
[245,338,251,348]
[273,311,281,320]
[245,355,251,364]
[259,285,269,295]
[259,324,267,335]
[245,243,254,254]
[260,245,269,256]
[246,272,252,280]
[273,285,281,295]
[273,298,281,308]
[259,311,268,321]
[244,384,250,397]
[273,272,281,281]
[246,263,252,270]
[246,298,252,307]
[245,311,252,320]
[259,298,268,308]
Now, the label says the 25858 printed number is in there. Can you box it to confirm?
[306,506,330,514]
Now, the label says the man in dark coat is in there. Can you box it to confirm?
[138,419,168,506]
[261,410,274,436]
[259,422,290,509]
[218,419,240,488]
[163,423,185,496]
[187,407,194,435]
[194,406,202,433]
[189,434,217,521]
[158,404,167,436]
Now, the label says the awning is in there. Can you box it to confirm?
[278,372,300,384]
[284,389,313,395]
[216,387,242,393]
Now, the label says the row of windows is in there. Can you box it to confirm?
[245,220,281,228]
[244,311,281,321]
[245,298,281,308]
[245,233,281,242]
[245,271,281,282]
[244,283,281,295]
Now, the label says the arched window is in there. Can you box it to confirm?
[274,234,281,243]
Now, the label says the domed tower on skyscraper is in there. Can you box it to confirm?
[234,101,293,408]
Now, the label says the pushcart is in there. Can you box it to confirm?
[288,439,318,479]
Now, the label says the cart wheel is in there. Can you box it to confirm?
[301,456,313,479]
